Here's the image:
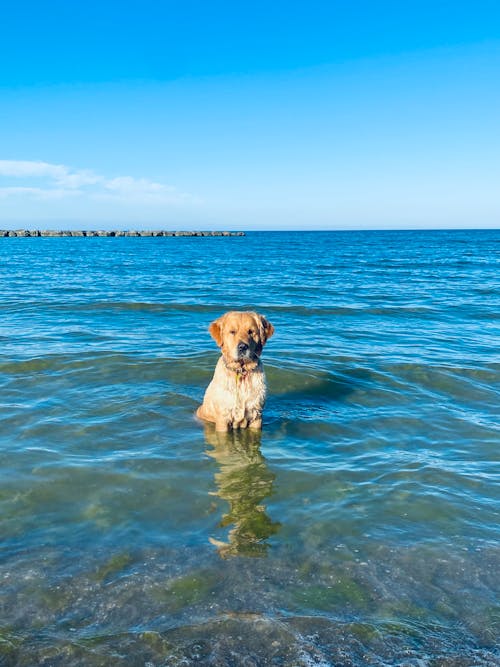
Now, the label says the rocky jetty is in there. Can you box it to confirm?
[0,230,245,238]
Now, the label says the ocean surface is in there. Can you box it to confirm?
[0,229,499,666]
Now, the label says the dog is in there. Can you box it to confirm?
[196,311,274,432]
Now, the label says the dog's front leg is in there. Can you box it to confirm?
[215,417,230,432]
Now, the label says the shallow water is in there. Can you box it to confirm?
[0,230,499,666]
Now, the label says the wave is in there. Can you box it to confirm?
[2,352,497,414]
[0,299,441,317]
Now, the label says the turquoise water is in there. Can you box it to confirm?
[0,230,499,666]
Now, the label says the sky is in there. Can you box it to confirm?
[1,0,499,230]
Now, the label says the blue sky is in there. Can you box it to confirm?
[1,1,499,229]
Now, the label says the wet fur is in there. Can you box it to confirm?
[196,311,274,432]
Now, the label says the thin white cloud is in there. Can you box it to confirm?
[104,176,167,193]
[0,186,81,200]
[99,176,186,202]
[0,160,66,178]
[0,159,190,204]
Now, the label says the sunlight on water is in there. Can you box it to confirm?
[0,231,499,665]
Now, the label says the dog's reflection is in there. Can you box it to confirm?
[204,426,281,558]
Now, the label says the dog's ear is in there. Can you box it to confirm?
[209,316,224,347]
[259,315,274,344]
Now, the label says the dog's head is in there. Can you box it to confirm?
[208,311,274,371]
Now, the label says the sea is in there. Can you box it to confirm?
[0,230,499,666]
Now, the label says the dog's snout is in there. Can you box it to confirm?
[237,342,249,354]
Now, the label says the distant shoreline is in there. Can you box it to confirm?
[0,230,245,238]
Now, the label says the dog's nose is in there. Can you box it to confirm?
[237,342,249,354]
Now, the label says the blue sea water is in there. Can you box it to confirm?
[0,230,499,666]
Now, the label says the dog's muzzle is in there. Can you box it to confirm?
[237,342,249,357]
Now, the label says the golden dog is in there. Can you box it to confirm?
[196,311,274,432]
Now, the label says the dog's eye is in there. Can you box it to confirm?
[229,330,236,335]
[248,329,254,335]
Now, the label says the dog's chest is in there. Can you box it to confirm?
[219,368,266,422]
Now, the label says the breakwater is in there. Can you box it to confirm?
[0,229,244,237]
